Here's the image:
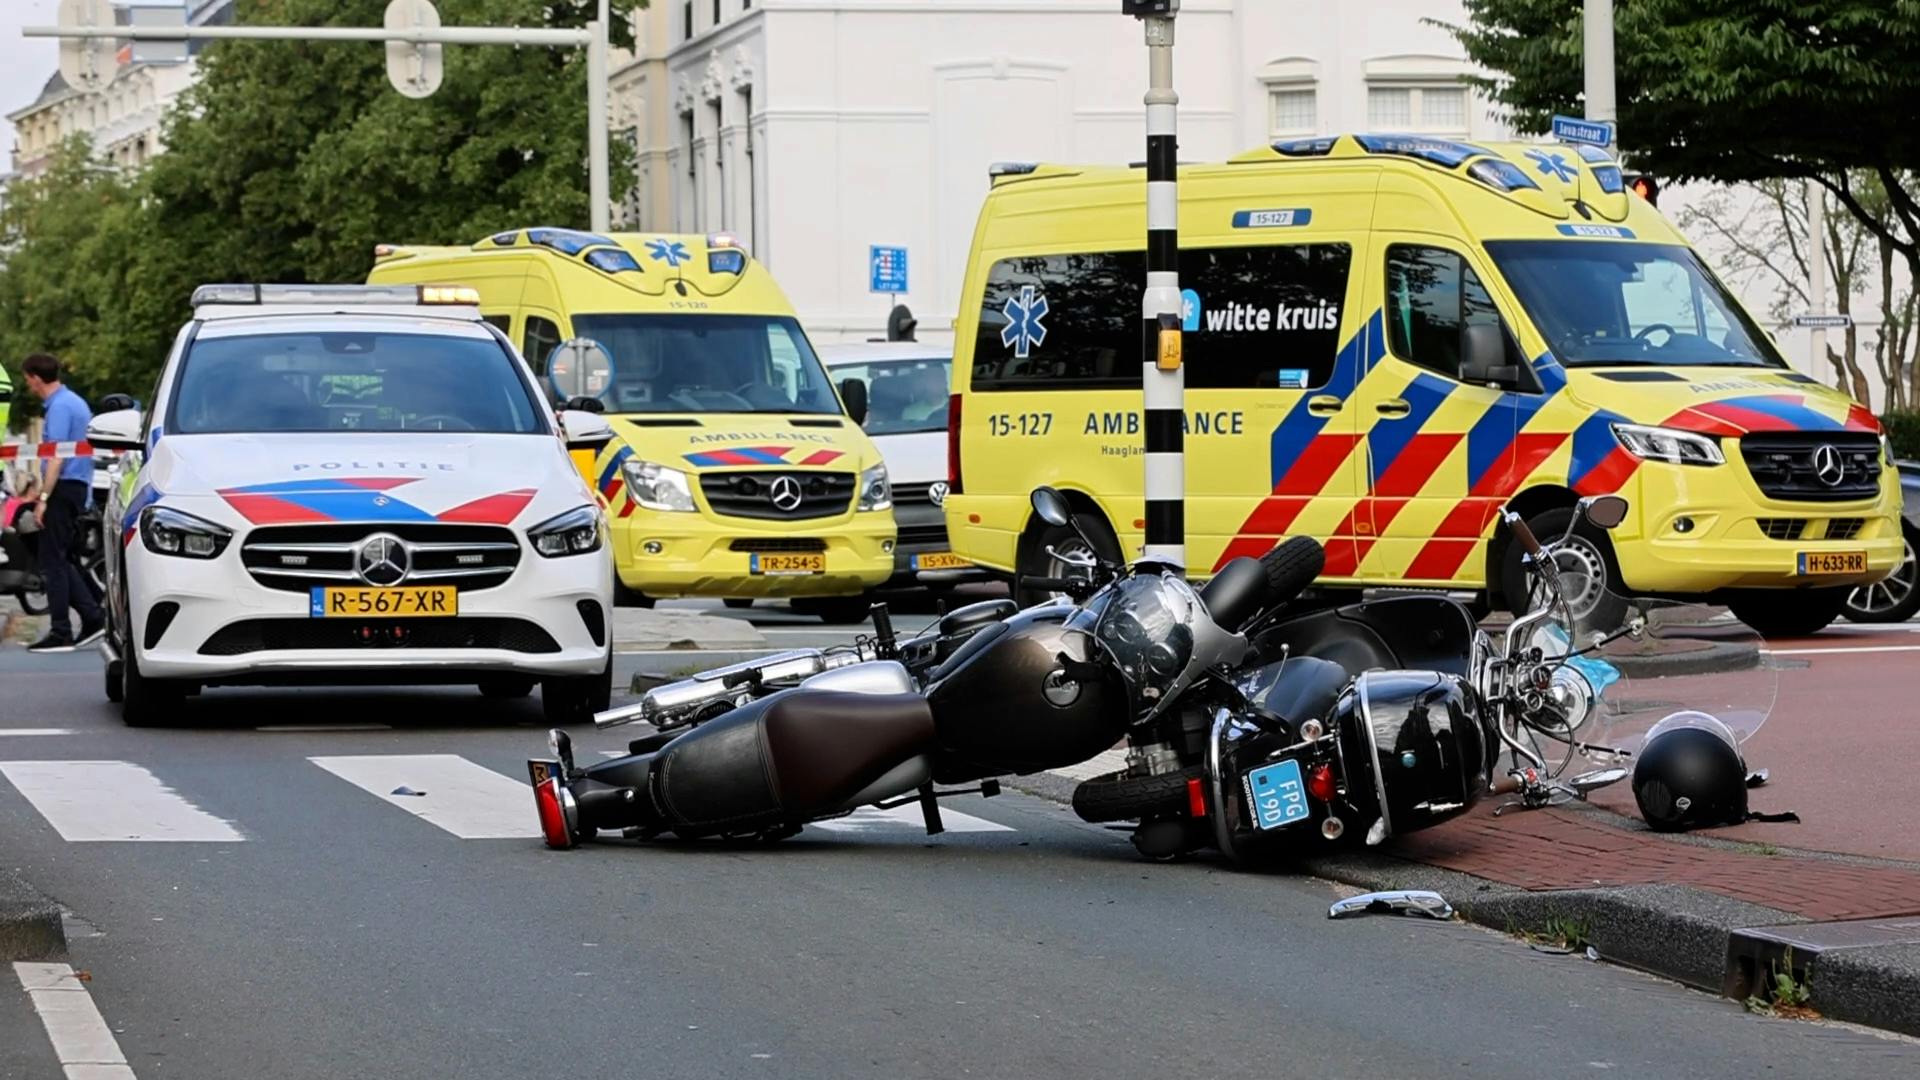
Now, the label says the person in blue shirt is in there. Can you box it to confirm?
[21,353,105,653]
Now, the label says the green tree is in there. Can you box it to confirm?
[1444,0,1920,405]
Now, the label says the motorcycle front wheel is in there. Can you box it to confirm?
[1071,765,1205,823]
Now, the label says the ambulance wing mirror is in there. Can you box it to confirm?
[1459,323,1522,389]
[840,378,869,426]
[86,409,145,452]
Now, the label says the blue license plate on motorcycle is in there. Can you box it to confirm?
[1247,760,1311,831]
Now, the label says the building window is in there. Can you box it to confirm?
[1366,85,1468,134]
[682,1,692,39]
[713,0,721,23]
[741,86,757,252]
[682,112,699,230]
[711,99,726,229]
[1268,87,1316,138]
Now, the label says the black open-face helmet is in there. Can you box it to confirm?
[1631,711,1749,832]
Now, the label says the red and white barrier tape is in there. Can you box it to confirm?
[0,441,99,462]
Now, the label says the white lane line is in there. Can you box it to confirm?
[0,729,76,737]
[813,804,1013,833]
[13,962,136,1079]
[1046,748,1128,783]
[1768,644,1920,656]
[308,754,538,839]
[0,761,243,843]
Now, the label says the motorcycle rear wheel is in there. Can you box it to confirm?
[1071,765,1205,823]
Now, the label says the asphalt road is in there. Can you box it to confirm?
[5,635,1920,1079]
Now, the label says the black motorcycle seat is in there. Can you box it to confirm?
[1257,656,1349,726]
[653,689,936,832]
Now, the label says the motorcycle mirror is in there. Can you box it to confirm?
[1567,767,1629,795]
[1030,487,1073,529]
[1580,495,1629,531]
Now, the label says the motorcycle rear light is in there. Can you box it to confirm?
[1186,776,1208,818]
[533,776,574,849]
[1306,763,1337,803]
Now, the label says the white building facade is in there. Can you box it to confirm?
[612,0,1510,344]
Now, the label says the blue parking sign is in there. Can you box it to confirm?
[870,246,908,295]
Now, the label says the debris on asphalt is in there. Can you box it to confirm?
[1328,889,1455,921]
[391,786,427,797]
[1586,946,1602,962]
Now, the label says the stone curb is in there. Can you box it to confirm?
[0,868,66,962]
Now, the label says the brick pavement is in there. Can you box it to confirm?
[1391,800,1920,922]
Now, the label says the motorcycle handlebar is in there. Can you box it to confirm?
[1506,512,1544,559]
[1490,773,1524,795]
[1021,576,1089,596]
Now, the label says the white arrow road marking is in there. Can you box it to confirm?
[14,962,135,1079]
[0,761,243,842]
[308,754,538,839]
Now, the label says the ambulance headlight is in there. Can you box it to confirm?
[529,506,604,558]
[1611,423,1725,466]
[622,459,697,513]
[858,463,892,512]
[140,506,232,560]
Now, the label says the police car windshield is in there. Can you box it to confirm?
[831,357,952,435]
[1485,240,1785,369]
[571,314,842,416]
[169,331,546,435]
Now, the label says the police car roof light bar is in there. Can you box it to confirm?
[189,283,479,307]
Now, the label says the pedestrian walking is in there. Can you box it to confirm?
[20,353,105,653]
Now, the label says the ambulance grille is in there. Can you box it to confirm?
[728,538,827,553]
[1826,518,1867,541]
[1739,434,1881,503]
[700,471,856,521]
[240,523,521,592]
[1755,519,1806,541]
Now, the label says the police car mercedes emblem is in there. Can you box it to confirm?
[356,535,411,587]
[1812,444,1846,487]
[928,481,949,507]
[768,475,804,512]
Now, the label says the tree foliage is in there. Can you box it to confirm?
[3,0,638,427]
[1443,1,1920,268]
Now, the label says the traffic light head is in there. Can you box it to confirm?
[1626,173,1660,207]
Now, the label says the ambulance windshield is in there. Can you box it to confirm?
[570,314,843,416]
[1486,240,1786,369]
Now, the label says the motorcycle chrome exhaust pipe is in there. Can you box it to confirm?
[592,649,837,729]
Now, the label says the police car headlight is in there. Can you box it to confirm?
[140,506,232,560]
[621,459,696,513]
[529,506,604,558]
[858,463,892,512]
[1611,423,1725,466]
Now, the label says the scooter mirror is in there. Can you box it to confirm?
[1030,486,1073,529]
[1581,495,1629,531]
[1567,767,1629,795]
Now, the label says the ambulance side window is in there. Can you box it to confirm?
[482,314,512,335]
[1385,245,1518,382]
[972,244,1350,391]
[523,316,562,375]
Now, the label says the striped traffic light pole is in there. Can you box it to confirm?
[1133,1,1185,568]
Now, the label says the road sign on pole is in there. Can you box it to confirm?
[1791,314,1852,330]
[127,2,189,65]
[384,0,444,99]
[1551,114,1614,148]
[56,0,114,93]
[869,246,908,295]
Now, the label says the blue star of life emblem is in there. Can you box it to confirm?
[1525,149,1578,183]
[645,239,691,267]
[1000,285,1049,360]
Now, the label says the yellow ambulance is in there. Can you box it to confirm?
[945,135,1901,637]
[370,229,895,621]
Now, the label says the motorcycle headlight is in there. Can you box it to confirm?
[1610,423,1725,466]
[858,463,891,511]
[621,458,697,513]
[529,505,604,557]
[140,506,232,559]
[1094,572,1198,712]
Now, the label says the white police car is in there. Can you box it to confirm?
[85,284,616,726]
